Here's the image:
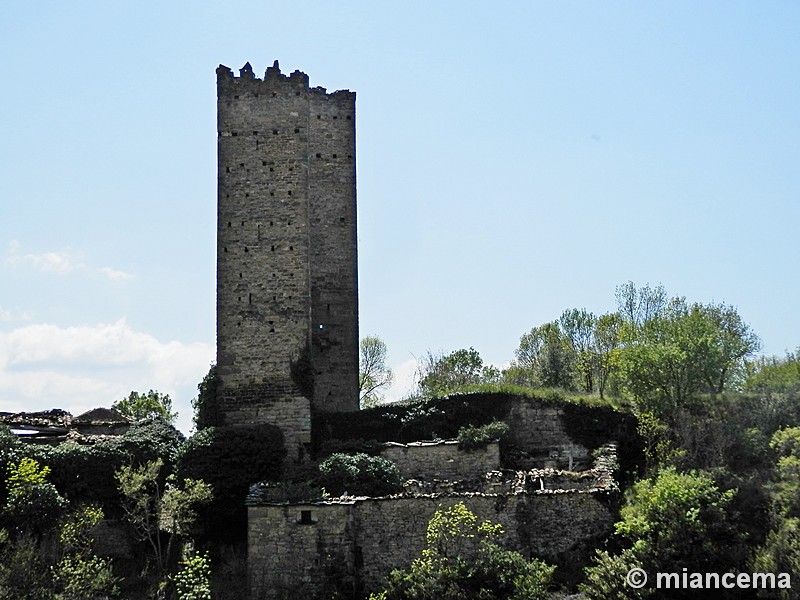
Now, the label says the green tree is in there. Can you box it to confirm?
[113,390,177,425]
[0,529,54,600]
[52,505,119,600]
[370,502,554,600]
[416,348,497,398]
[4,457,67,536]
[317,453,403,497]
[359,335,394,409]
[615,281,667,332]
[559,308,597,392]
[115,459,212,580]
[192,364,221,431]
[752,427,800,599]
[619,299,759,416]
[745,350,800,396]
[593,312,623,398]
[509,322,575,389]
[583,467,747,599]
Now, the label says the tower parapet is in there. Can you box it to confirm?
[216,62,359,461]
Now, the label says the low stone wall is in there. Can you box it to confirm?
[380,440,500,481]
[248,489,614,599]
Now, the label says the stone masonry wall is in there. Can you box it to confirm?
[380,440,500,481]
[503,399,589,468]
[248,491,613,599]
[307,87,359,413]
[249,502,355,599]
[216,61,358,453]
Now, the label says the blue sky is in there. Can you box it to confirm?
[2,1,799,433]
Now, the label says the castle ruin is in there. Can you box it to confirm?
[216,61,359,460]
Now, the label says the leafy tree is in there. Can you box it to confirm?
[115,459,212,580]
[416,348,498,398]
[0,458,65,599]
[370,501,554,600]
[3,457,67,536]
[580,548,650,600]
[593,312,623,398]
[614,467,743,571]
[0,529,54,600]
[359,336,394,409]
[192,364,221,431]
[615,281,667,332]
[745,350,800,396]
[509,323,575,389]
[752,427,800,599]
[113,390,177,425]
[584,467,748,599]
[619,299,759,416]
[52,505,119,600]
[560,308,597,392]
[456,421,509,450]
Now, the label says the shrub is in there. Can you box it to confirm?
[174,551,212,600]
[317,453,403,497]
[0,531,54,600]
[371,502,554,600]
[4,457,67,536]
[103,416,186,467]
[457,420,509,450]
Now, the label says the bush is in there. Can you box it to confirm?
[3,457,67,536]
[457,421,509,450]
[0,531,54,600]
[317,453,403,497]
[372,502,554,600]
[103,416,186,467]
[174,551,212,600]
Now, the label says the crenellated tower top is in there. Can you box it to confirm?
[216,61,353,99]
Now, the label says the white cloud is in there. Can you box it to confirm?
[0,319,214,434]
[98,266,134,281]
[6,240,77,274]
[5,241,133,282]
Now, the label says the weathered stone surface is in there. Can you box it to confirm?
[248,489,614,599]
[216,62,359,458]
[503,400,589,469]
[380,440,501,481]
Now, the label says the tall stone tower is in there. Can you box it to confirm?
[216,61,359,460]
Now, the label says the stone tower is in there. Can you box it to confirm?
[216,61,359,460]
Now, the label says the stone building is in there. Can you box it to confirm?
[216,61,359,459]
[247,438,618,599]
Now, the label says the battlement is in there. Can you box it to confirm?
[217,61,354,101]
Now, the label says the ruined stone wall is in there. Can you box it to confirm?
[216,62,358,456]
[380,440,500,481]
[503,399,589,468]
[248,491,613,599]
